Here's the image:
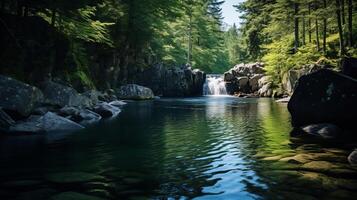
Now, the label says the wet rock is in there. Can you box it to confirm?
[276,97,290,103]
[46,172,105,184]
[0,108,15,130]
[109,100,127,108]
[9,112,84,134]
[93,102,121,118]
[288,69,357,131]
[301,161,339,172]
[49,192,105,200]
[0,75,44,117]
[59,106,102,126]
[41,81,92,108]
[116,84,154,100]
[301,123,341,139]
[348,150,357,165]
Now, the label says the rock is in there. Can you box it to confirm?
[41,81,92,108]
[223,71,235,82]
[116,84,154,100]
[258,83,273,97]
[348,150,357,165]
[341,57,357,79]
[0,75,44,117]
[288,69,357,131]
[301,161,339,171]
[230,62,265,77]
[49,192,105,200]
[93,102,121,118]
[59,106,102,126]
[258,76,270,88]
[301,123,341,139]
[0,108,15,130]
[276,97,290,103]
[9,112,84,133]
[109,100,127,108]
[282,68,310,95]
[237,76,249,92]
[249,74,264,92]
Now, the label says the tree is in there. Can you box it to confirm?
[336,0,346,55]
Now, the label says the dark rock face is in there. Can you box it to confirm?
[116,84,154,100]
[0,108,15,130]
[0,75,44,117]
[135,64,206,97]
[341,57,357,79]
[41,81,92,108]
[9,112,84,134]
[288,69,357,131]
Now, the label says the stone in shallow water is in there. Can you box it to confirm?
[348,150,357,165]
[301,123,341,139]
[301,161,339,172]
[46,172,105,184]
[49,192,105,200]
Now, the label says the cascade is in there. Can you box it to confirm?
[203,74,227,95]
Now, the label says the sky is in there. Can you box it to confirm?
[221,0,245,27]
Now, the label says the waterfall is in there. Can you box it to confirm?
[203,74,228,95]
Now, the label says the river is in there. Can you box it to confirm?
[0,97,356,200]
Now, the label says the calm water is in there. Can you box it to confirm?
[1,97,357,200]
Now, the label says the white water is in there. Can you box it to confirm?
[203,74,227,95]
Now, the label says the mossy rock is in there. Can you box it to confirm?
[46,172,106,184]
[49,192,105,200]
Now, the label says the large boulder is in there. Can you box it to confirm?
[0,75,44,117]
[237,76,249,92]
[228,62,265,77]
[288,69,357,131]
[341,57,357,79]
[9,112,84,134]
[282,68,310,95]
[41,81,92,108]
[116,84,154,100]
[258,82,273,97]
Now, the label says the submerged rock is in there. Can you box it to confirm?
[288,69,357,132]
[109,100,127,108]
[276,97,290,103]
[301,123,341,139]
[9,112,84,134]
[348,150,357,165]
[0,75,44,117]
[116,84,154,100]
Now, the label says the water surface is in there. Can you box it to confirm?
[1,97,357,200]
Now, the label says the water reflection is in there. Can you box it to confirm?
[0,97,356,200]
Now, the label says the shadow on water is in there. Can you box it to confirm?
[0,96,357,199]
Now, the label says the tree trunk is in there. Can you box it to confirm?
[187,11,193,65]
[302,15,306,45]
[323,0,327,54]
[341,0,346,25]
[294,3,299,50]
[315,18,320,51]
[308,3,312,43]
[348,0,353,47]
[336,0,346,55]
